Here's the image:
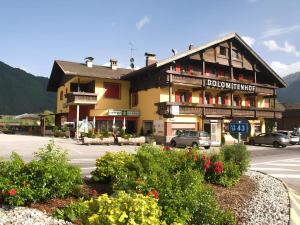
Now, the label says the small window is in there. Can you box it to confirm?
[60,90,63,100]
[104,82,121,99]
[219,46,227,56]
[175,91,192,103]
[232,49,240,59]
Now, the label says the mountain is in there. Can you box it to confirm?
[0,61,55,115]
[277,71,300,103]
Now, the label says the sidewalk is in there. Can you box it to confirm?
[288,187,300,225]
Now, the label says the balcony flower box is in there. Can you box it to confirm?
[117,136,146,145]
[83,137,115,145]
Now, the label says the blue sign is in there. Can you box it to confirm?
[229,122,248,134]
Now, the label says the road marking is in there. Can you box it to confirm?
[69,158,96,161]
[250,167,300,172]
[264,163,300,167]
[269,174,300,179]
[81,167,96,170]
[251,158,300,166]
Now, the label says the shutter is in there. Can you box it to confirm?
[188,65,193,72]
[215,96,218,105]
[199,94,203,104]
[225,96,229,106]
[245,98,249,107]
[175,91,180,102]
[264,99,270,108]
[238,74,244,81]
[175,65,181,72]
[238,98,241,106]
[209,95,213,105]
[187,92,192,103]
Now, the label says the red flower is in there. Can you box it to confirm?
[91,189,97,197]
[7,189,17,197]
[164,146,172,151]
[148,189,159,199]
[213,161,223,175]
[203,158,211,171]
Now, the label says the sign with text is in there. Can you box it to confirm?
[229,118,251,141]
[229,122,248,134]
[108,109,140,117]
[206,79,256,92]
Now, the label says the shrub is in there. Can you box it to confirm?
[0,141,83,206]
[218,161,241,187]
[53,199,87,223]
[81,191,163,225]
[221,144,249,173]
[91,151,136,183]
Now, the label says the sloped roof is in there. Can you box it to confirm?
[124,33,287,88]
[47,60,132,91]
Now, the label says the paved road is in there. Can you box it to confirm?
[249,145,300,225]
[0,134,137,176]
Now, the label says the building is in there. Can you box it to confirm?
[278,103,300,130]
[47,33,287,144]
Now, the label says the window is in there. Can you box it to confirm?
[232,49,240,59]
[131,92,138,107]
[233,96,241,106]
[104,82,121,99]
[175,91,192,103]
[219,46,227,56]
[204,93,213,105]
[60,90,63,100]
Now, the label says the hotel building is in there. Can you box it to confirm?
[47,33,286,144]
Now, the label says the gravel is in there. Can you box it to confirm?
[241,171,290,225]
[0,206,73,225]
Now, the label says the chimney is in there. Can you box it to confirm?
[85,57,94,68]
[110,59,118,70]
[188,44,194,50]
[145,52,156,66]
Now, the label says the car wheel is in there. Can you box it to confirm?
[249,139,255,145]
[204,146,210,150]
[192,142,199,149]
[273,141,280,148]
[170,140,176,147]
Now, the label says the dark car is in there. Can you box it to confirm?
[170,130,211,149]
[249,132,289,148]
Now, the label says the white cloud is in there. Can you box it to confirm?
[263,40,300,57]
[136,16,150,30]
[262,25,300,38]
[271,60,300,77]
[241,36,255,46]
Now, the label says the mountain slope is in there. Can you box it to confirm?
[0,61,55,115]
[277,71,300,103]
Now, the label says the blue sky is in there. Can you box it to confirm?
[0,0,300,77]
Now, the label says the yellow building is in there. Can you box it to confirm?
[47,33,286,144]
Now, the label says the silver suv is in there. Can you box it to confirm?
[170,130,211,149]
[249,132,289,148]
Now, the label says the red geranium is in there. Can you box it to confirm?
[203,158,211,171]
[148,188,159,199]
[213,161,223,175]
[7,189,17,197]
[164,146,172,151]
[91,189,97,197]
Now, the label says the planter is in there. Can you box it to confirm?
[117,136,146,145]
[83,137,115,145]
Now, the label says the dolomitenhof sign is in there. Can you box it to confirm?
[206,79,256,92]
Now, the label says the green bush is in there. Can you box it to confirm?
[0,141,82,206]
[91,151,137,183]
[219,161,241,187]
[53,199,87,223]
[81,191,163,225]
[221,144,249,173]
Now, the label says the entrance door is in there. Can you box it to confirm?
[211,123,218,143]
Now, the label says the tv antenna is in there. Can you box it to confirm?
[129,42,137,69]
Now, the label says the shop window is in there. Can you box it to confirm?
[232,49,240,59]
[104,82,121,99]
[60,90,63,100]
[131,92,138,107]
[175,91,192,103]
[219,46,227,56]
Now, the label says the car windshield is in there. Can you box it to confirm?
[199,131,209,137]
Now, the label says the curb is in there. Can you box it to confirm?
[250,170,291,225]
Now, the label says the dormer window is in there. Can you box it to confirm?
[232,49,240,59]
[219,46,227,56]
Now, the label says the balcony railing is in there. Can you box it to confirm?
[155,102,282,119]
[166,70,276,96]
[65,92,98,105]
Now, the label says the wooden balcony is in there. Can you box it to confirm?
[166,70,275,96]
[155,102,282,119]
[65,92,98,105]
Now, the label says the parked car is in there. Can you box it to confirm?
[170,130,211,149]
[276,130,299,145]
[249,132,289,148]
